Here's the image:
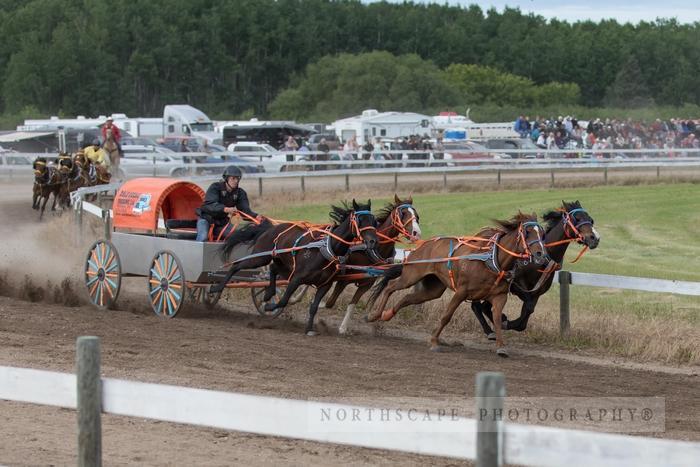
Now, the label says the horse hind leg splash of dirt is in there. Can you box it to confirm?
[214,200,379,336]
[366,212,548,357]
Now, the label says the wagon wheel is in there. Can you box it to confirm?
[84,239,121,309]
[188,285,221,309]
[148,250,185,318]
[250,267,310,318]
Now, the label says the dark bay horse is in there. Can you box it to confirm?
[214,200,379,335]
[322,195,421,335]
[32,157,65,219]
[367,213,548,356]
[471,201,600,338]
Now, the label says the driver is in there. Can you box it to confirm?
[195,165,262,242]
[84,140,109,167]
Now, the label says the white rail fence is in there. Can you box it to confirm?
[556,270,700,335]
[1,337,698,466]
[4,149,700,192]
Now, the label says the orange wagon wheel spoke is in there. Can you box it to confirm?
[84,240,121,310]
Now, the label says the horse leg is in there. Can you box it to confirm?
[39,191,50,220]
[305,283,333,336]
[50,189,58,211]
[338,281,371,335]
[32,188,39,210]
[366,272,424,322]
[506,296,539,332]
[429,288,469,352]
[488,294,509,357]
[388,276,446,321]
[323,280,349,309]
[263,262,280,302]
[264,275,303,312]
[471,301,496,339]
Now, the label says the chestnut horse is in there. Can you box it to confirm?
[367,213,547,357]
[323,195,422,335]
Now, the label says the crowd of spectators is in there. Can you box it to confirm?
[514,115,700,153]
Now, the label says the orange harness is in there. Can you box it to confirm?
[543,208,591,264]
[401,222,546,291]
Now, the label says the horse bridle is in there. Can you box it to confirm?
[350,210,377,239]
[387,203,419,242]
[516,220,547,265]
[561,208,593,244]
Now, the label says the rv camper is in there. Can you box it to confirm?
[332,110,431,146]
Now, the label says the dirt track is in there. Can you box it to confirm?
[1,181,699,466]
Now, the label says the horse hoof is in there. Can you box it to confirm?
[306,330,318,337]
[264,303,277,312]
[487,332,497,341]
[501,319,509,330]
[430,345,444,353]
[363,314,374,323]
[496,348,509,358]
[380,308,395,321]
[338,326,348,335]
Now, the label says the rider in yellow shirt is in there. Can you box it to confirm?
[84,139,110,167]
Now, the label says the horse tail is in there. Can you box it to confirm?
[367,263,403,306]
[221,218,273,258]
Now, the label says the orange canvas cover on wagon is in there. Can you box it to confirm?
[112,178,204,232]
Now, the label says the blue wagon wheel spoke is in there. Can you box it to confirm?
[84,240,121,310]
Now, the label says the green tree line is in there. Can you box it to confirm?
[1,0,699,123]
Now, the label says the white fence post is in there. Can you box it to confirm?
[476,372,505,467]
[76,336,102,467]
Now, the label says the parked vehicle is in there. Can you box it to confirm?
[228,142,303,172]
[121,137,162,147]
[121,146,259,179]
[221,121,315,149]
[484,138,539,158]
[157,136,202,153]
[443,140,502,165]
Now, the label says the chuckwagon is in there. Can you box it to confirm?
[83,177,307,318]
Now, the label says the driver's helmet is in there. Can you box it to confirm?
[223,165,242,179]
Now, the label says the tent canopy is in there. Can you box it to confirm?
[113,178,204,232]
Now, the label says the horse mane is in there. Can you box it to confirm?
[543,200,581,231]
[376,196,413,224]
[329,200,371,226]
[492,211,538,234]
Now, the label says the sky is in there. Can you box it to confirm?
[382,1,700,24]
